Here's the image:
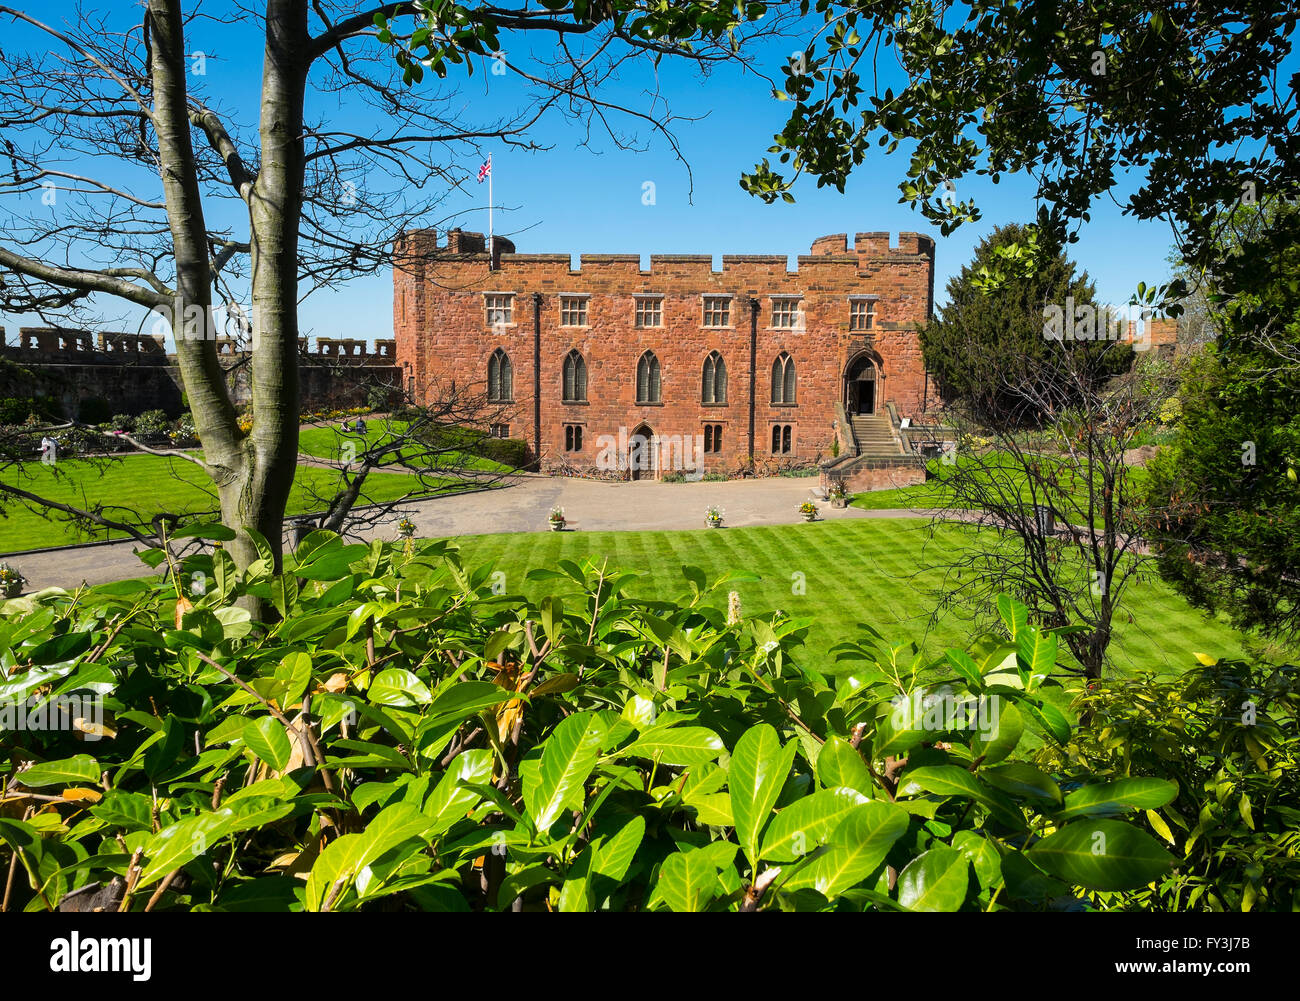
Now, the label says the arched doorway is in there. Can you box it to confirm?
[628,423,656,481]
[844,355,879,416]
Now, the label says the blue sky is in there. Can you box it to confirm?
[1,3,1185,346]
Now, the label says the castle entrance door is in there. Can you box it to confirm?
[629,423,656,481]
[845,356,878,416]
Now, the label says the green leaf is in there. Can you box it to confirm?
[656,849,723,912]
[728,723,797,870]
[995,594,1028,639]
[1028,819,1174,891]
[369,668,433,707]
[15,754,101,787]
[305,802,432,910]
[426,681,512,727]
[622,725,725,767]
[898,765,1015,821]
[815,736,874,796]
[243,717,292,773]
[969,698,1023,765]
[139,801,295,888]
[424,749,493,834]
[1015,626,1057,684]
[761,787,870,862]
[897,847,971,911]
[525,711,604,832]
[781,800,909,898]
[1055,778,1179,820]
[980,762,1062,804]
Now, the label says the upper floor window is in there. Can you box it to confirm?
[771,297,803,329]
[488,348,513,402]
[702,296,731,328]
[771,351,796,404]
[485,294,513,327]
[702,351,727,404]
[636,350,662,404]
[560,295,589,326]
[850,298,876,331]
[562,349,588,403]
[635,296,663,328]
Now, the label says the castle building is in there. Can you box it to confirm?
[393,228,938,484]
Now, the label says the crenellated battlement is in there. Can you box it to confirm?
[397,228,934,279]
[1,326,394,363]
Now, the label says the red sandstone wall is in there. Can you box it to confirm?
[394,230,936,475]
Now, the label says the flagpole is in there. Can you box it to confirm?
[487,153,494,270]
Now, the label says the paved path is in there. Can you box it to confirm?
[7,475,941,591]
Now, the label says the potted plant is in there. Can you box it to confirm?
[705,505,724,528]
[0,562,26,598]
[549,506,566,531]
[828,480,849,508]
[798,500,819,523]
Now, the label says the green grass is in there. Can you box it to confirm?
[852,451,1153,516]
[298,420,511,473]
[444,519,1269,679]
[0,454,433,552]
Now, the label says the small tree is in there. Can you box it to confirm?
[919,339,1179,680]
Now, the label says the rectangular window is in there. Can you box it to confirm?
[635,296,663,328]
[485,294,513,327]
[564,424,583,452]
[702,297,731,328]
[704,424,723,454]
[560,296,589,326]
[850,299,876,331]
[490,423,510,439]
[771,298,802,329]
[771,424,792,454]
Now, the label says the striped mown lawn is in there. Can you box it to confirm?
[447,519,1267,679]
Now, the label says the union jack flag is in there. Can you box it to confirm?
[477,156,492,183]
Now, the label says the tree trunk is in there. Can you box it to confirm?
[237,0,307,572]
[148,0,304,582]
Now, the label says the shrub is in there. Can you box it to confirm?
[1037,660,1300,911]
[111,413,136,432]
[0,541,1184,913]
[477,435,527,468]
[0,397,31,426]
[135,408,170,433]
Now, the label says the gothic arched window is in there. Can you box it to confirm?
[636,350,661,404]
[488,348,512,402]
[563,349,588,402]
[771,351,796,404]
[702,351,727,404]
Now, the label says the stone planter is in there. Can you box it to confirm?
[2,581,23,599]
[802,512,817,523]
[830,497,848,509]
[549,520,565,532]
[706,518,723,529]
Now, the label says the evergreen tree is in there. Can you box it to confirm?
[920,224,1131,426]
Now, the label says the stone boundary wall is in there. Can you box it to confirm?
[0,326,400,419]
